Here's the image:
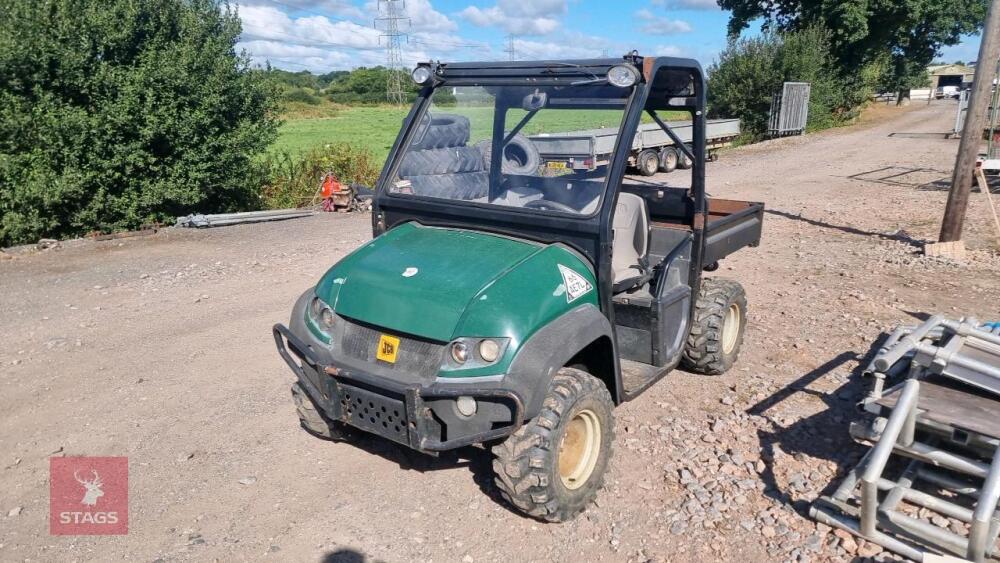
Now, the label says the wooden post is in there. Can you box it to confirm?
[939,0,1000,243]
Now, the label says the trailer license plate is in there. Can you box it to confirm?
[546,161,568,169]
[376,334,400,364]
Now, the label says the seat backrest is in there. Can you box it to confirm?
[612,192,650,281]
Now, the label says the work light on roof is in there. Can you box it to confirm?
[608,65,639,88]
[411,66,432,85]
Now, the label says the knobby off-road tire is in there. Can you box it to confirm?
[292,383,350,441]
[476,134,541,175]
[410,113,471,150]
[681,278,748,375]
[408,171,488,200]
[491,367,615,522]
[398,146,484,177]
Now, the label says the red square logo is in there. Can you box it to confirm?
[50,457,128,535]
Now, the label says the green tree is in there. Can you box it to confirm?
[718,0,987,97]
[0,0,278,245]
[708,27,851,139]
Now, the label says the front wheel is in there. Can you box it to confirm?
[636,149,659,176]
[292,383,352,441]
[491,368,615,522]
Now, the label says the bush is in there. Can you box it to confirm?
[282,87,322,106]
[0,0,278,246]
[708,27,869,140]
[260,144,380,210]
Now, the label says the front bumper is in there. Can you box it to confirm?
[273,323,524,452]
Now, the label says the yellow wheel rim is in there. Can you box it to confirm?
[722,303,741,355]
[558,409,601,490]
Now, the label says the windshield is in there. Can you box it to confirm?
[387,84,631,216]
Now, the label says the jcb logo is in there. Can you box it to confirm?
[376,334,400,363]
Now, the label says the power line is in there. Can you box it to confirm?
[375,0,409,105]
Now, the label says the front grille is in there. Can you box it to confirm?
[339,384,409,446]
[338,317,444,381]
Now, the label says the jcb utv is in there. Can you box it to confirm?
[274,54,764,522]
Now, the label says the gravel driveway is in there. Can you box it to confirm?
[1,100,999,563]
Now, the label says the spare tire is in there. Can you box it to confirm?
[398,146,484,177]
[409,113,471,150]
[407,171,488,200]
[477,134,541,175]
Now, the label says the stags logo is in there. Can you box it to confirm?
[50,457,128,535]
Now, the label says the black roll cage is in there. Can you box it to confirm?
[371,54,710,336]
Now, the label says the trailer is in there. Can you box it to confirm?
[528,118,741,177]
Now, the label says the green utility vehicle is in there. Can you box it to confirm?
[274,54,764,522]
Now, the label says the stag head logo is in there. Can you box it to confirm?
[74,470,104,506]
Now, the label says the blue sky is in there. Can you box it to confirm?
[233,0,983,73]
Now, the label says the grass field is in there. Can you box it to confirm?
[273,104,688,163]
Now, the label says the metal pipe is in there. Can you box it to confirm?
[919,467,982,498]
[880,460,920,512]
[809,502,925,562]
[882,509,971,557]
[914,341,1000,380]
[968,448,1000,562]
[894,440,991,479]
[861,379,920,536]
[875,478,974,522]
[942,318,1000,348]
[875,316,944,371]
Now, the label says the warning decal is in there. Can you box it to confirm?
[557,264,593,303]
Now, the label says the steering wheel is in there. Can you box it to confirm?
[524,199,579,214]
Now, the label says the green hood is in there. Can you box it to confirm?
[314,222,599,376]
[317,223,538,341]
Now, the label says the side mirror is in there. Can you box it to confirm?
[522,92,547,112]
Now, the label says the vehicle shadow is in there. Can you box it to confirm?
[328,429,520,516]
[764,208,925,249]
[319,548,368,562]
[745,336,890,516]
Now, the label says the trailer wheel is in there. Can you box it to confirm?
[292,383,351,441]
[636,149,659,176]
[658,147,679,173]
[677,147,694,170]
[681,278,747,376]
[491,367,615,522]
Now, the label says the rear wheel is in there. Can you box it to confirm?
[678,146,694,170]
[636,149,659,176]
[658,147,679,173]
[492,367,614,522]
[681,278,747,375]
[292,383,351,441]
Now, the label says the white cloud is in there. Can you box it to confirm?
[237,0,365,19]
[363,0,458,33]
[238,5,382,49]
[651,0,720,10]
[459,0,567,35]
[654,44,686,57]
[510,38,601,59]
[636,8,692,34]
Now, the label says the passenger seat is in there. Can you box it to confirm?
[611,192,650,293]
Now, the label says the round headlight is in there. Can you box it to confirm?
[411,66,432,85]
[478,339,501,363]
[310,297,323,317]
[450,341,469,364]
[608,65,639,88]
[319,307,335,329]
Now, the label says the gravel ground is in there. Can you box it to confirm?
[1,100,1000,563]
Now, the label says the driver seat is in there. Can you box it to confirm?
[611,193,650,293]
